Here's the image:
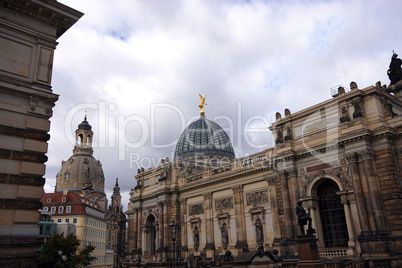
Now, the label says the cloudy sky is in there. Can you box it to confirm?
[46,0,402,209]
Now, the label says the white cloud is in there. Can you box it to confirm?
[48,0,402,210]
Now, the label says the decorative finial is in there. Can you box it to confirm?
[85,110,87,121]
[198,94,207,115]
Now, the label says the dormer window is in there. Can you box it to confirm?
[62,198,66,203]
[47,198,51,203]
[51,207,56,214]
[43,207,48,212]
[59,206,64,213]
[66,206,71,213]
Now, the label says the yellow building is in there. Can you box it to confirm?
[41,191,111,267]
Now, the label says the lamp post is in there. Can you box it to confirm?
[169,220,179,268]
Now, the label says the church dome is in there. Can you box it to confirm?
[56,155,105,194]
[174,114,235,160]
[55,116,107,209]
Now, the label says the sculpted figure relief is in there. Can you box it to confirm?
[256,219,264,242]
[221,224,228,246]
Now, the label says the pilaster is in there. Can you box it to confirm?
[232,184,248,250]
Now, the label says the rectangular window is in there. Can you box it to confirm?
[65,218,69,223]
[73,218,77,224]
[57,219,62,223]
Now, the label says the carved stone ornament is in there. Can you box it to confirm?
[352,101,363,119]
[344,153,358,164]
[142,208,158,224]
[350,81,358,90]
[358,149,374,161]
[266,175,276,186]
[189,204,204,216]
[298,166,352,197]
[284,126,293,141]
[275,127,284,144]
[28,95,57,118]
[215,198,233,211]
[246,191,269,206]
[382,98,398,118]
[231,185,242,193]
[276,170,287,180]
[287,167,298,177]
[339,106,350,123]
[248,206,265,225]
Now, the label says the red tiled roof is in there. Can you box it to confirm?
[41,192,106,221]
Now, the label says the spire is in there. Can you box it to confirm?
[113,178,120,196]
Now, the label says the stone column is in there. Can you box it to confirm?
[232,184,248,250]
[278,170,294,239]
[309,201,321,242]
[125,211,134,254]
[203,192,215,257]
[133,208,138,250]
[288,167,300,237]
[266,175,281,241]
[163,201,169,261]
[157,202,164,261]
[360,150,387,231]
[345,153,370,233]
[180,198,188,260]
[340,194,356,250]
[137,207,143,255]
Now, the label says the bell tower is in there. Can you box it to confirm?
[73,112,94,155]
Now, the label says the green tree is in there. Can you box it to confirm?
[39,232,96,268]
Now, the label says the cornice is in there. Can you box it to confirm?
[0,0,84,38]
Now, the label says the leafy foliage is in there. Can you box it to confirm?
[39,232,96,268]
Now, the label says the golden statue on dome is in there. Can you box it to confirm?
[199,94,207,115]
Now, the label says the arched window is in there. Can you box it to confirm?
[317,179,348,248]
[78,134,83,145]
[145,215,157,255]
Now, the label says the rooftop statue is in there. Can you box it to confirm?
[199,94,207,115]
[387,52,402,86]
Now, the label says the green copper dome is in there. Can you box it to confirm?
[174,114,235,160]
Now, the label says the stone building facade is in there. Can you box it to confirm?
[0,1,82,266]
[124,78,402,267]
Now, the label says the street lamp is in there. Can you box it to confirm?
[169,220,179,268]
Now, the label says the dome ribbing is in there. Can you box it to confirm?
[174,114,235,160]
